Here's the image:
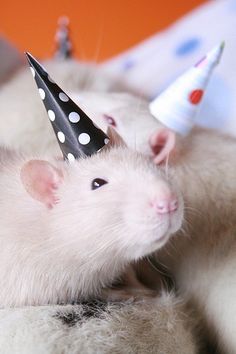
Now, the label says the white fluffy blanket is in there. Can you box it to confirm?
[0,295,198,354]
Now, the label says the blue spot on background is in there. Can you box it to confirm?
[122,58,135,71]
[175,38,201,56]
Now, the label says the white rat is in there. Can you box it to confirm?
[0,128,183,308]
[0,65,201,352]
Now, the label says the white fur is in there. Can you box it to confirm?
[0,293,197,354]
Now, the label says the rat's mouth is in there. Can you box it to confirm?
[151,217,177,245]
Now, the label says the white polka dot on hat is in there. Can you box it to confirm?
[59,92,69,102]
[48,110,55,121]
[78,133,90,145]
[57,131,65,143]
[67,153,75,162]
[30,67,35,77]
[69,112,80,123]
[48,75,55,83]
[39,88,45,100]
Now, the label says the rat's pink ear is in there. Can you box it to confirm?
[106,126,127,148]
[149,128,176,165]
[20,160,64,209]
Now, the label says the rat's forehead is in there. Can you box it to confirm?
[91,146,153,171]
[67,147,130,169]
[65,147,165,190]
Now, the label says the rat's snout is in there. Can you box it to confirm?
[150,195,178,215]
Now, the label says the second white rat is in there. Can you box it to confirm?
[86,95,236,353]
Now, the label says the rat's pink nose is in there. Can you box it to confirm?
[151,197,178,214]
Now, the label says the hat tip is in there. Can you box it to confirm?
[207,41,225,66]
[215,40,225,64]
[220,40,225,50]
[219,41,225,56]
[25,51,31,58]
[25,51,34,64]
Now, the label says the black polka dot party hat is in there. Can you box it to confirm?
[25,52,109,162]
[54,16,73,60]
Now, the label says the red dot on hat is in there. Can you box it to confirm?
[189,89,204,105]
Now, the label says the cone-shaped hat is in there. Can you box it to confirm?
[26,52,109,161]
[54,16,73,60]
[149,42,225,135]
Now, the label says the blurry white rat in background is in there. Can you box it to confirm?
[89,52,236,353]
[87,63,236,353]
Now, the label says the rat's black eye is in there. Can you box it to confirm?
[103,114,117,127]
[91,178,108,190]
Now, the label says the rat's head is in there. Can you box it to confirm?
[20,129,183,266]
[71,91,177,166]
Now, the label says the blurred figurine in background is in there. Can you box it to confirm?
[54,16,73,60]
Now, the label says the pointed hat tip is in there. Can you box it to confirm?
[24,51,30,61]
[25,52,48,78]
[25,52,36,72]
[208,41,225,65]
[220,40,225,56]
[220,40,225,51]
[25,52,35,65]
[25,51,32,59]
[215,40,225,65]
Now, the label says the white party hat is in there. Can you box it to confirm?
[149,42,225,135]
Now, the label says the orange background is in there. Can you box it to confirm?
[1,0,206,61]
